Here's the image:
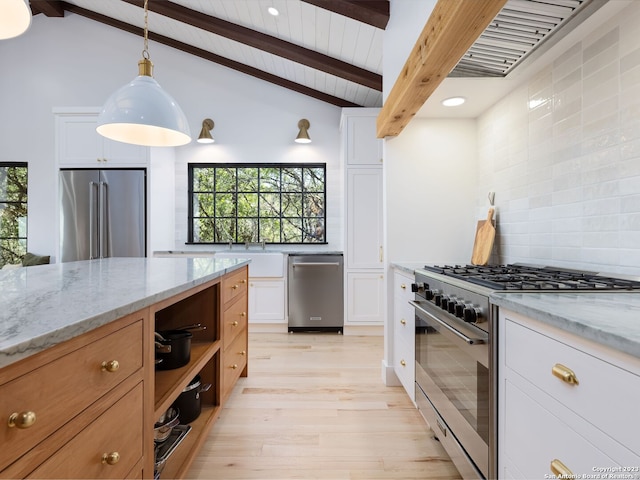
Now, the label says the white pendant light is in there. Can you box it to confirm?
[0,0,32,40]
[96,0,191,147]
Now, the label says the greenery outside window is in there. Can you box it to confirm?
[0,162,28,267]
[189,163,326,244]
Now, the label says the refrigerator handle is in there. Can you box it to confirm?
[89,181,98,259]
[99,181,108,258]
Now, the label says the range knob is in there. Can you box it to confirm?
[434,293,442,306]
[454,302,465,318]
[447,298,459,314]
[411,282,427,293]
[425,288,437,301]
[463,305,483,323]
[440,296,449,310]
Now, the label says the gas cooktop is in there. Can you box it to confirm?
[422,264,640,291]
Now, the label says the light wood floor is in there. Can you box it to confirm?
[186,332,462,480]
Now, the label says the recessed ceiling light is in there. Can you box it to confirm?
[267,7,279,16]
[442,97,466,107]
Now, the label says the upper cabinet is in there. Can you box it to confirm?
[342,108,383,166]
[55,110,149,167]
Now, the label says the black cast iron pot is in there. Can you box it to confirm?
[171,375,212,424]
[155,324,205,370]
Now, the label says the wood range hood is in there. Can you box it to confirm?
[377,0,602,138]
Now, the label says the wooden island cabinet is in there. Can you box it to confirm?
[0,258,249,479]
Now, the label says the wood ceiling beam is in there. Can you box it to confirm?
[376,0,508,138]
[61,3,361,108]
[30,0,64,17]
[301,0,389,29]
[122,0,382,91]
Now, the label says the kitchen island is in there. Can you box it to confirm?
[0,257,250,479]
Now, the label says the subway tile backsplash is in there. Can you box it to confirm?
[477,3,640,275]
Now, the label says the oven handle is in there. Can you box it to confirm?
[409,300,486,345]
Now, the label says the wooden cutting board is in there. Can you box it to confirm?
[471,207,495,265]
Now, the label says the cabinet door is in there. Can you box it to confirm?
[248,279,285,322]
[346,115,382,165]
[346,168,383,269]
[346,272,384,324]
[57,114,148,167]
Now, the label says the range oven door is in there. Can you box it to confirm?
[412,298,490,478]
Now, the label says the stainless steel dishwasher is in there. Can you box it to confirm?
[287,254,344,333]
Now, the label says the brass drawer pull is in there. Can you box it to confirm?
[552,364,579,385]
[240,279,247,284]
[8,411,36,429]
[101,360,120,373]
[232,321,239,327]
[240,350,246,356]
[400,359,406,367]
[550,459,573,477]
[241,312,247,317]
[400,318,406,325]
[400,284,406,290]
[101,452,120,466]
[231,364,238,369]
[232,284,239,290]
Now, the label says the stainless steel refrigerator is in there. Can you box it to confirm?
[60,169,146,262]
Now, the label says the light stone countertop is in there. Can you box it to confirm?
[0,257,249,369]
[391,263,423,276]
[491,292,640,360]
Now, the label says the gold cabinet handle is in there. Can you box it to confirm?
[101,360,120,373]
[8,411,36,429]
[232,284,239,290]
[552,364,579,385]
[231,364,238,369]
[379,246,383,262]
[241,312,247,317]
[400,318,406,325]
[232,321,239,327]
[550,459,573,477]
[240,350,247,356]
[101,452,120,466]
[400,284,406,290]
[240,279,247,284]
[400,360,406,367]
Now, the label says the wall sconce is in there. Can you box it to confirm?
[295,119,311,144]
[197,118,215,144]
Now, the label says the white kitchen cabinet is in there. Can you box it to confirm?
[499,309,640,479]
[346,168,383,270]
[392,269,415,402]
[248,279,285,323]
[343,112,383,165]
[56,111,148,167]
[346,272,384,324]
[341,109,384,329]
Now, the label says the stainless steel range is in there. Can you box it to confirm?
[411,264,640,480]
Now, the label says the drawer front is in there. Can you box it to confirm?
[503,379,620,478]
[393,334,415,400]
[0,321,143,471]
[222,330,248,397]
[504,318,640,454]
[221,267,248,306]
[28,382,144,479]
[223,294,248,350]
[393,271,414,303]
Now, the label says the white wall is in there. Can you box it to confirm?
[0,12,342,259]
[477,2,640,275]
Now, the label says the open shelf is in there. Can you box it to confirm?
[154,340,221,417]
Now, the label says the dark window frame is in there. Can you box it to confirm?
[187,163,327,245]
[0,162,28,267]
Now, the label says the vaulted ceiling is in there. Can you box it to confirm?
[28,0,388,108]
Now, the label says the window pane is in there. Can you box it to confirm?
[215,194,236,217]
[192,168,214,192]
[216,168,236,192]
[282,168,303,192]
[304,167,324,192]
[259,193,280,217]
[215,218,236,242]
[193,193,214,217]
[259,168,280,192]
[282,193,302,217]
[260,218,281,243]
[304,218,325,242]
[192,217,215,242]
[0,238,26,266]
[237,218,258,243]
[238,193,258,217]
[237,167,258,191]
[0,163,27,268]
[282,218,302,242]
[303,192,324,217]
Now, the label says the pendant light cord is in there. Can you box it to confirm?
[142,0,150,60]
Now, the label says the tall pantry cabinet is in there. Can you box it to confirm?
[341,108,384,328]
